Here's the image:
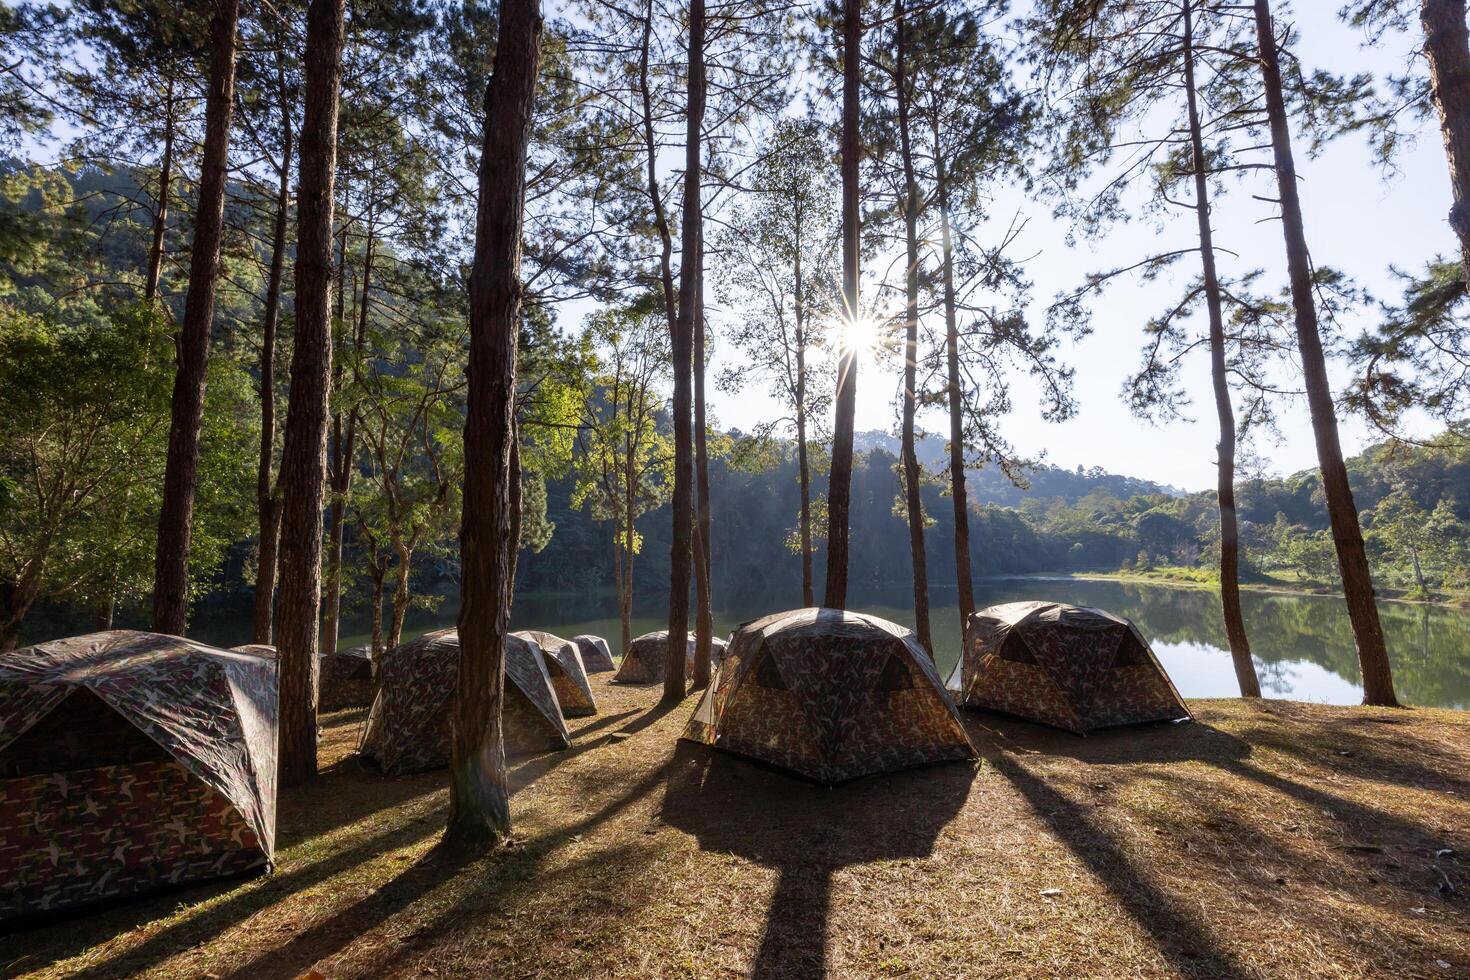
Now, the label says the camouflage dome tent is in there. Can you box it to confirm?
[571,634,615,673]
[682,609,977,784]
[614,630,729,685]
[231,643,373,712]
[319,644,374,711]
[949,601,1191,734]
[513,630,598,717]
[359,629,570,775]
[0,631,277,921]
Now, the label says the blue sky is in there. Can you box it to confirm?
[29,2,1450,494]
[699,3,1454,492]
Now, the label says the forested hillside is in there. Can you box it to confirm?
[515,430,1470,609]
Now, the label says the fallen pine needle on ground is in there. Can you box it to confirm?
[5,680,1467,979]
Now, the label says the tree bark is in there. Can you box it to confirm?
[0,581,37,651]
[1422,0,1470,280]
[638,0,679,333]
[252,81,294,646]
[1253,0,1398,706]
[793,233,814,608]
[446,0,542,848]
[692,249,713,688]
[894,0,931,656]
[935,144,976,632]
[144,74,176,303]
[277,0,347,785]
[151,0,239,637]
[91,597,114,632]
[369,557,386,656]
[509,428,524,586]
[1183,0,1260,698]
[665,0,704,705]
[322,233,369,657]
[824,0,861,611]
[389,541,411,649]
[622,442,637,653]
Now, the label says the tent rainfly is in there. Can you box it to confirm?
[571,634,616,673]
[614,630,729,685]
[0,631,277,921]
[359,629,569,775]
[682,608,977,784]
[513,631,597,717]
[949,601,1191,734]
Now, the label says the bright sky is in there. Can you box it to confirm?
[696,4,1454,493]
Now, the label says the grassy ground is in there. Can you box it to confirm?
[5,680,1468,979]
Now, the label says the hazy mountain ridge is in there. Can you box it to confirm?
[852,429,1183,506]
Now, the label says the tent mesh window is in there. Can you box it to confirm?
[752,652,788,690]
[873,654,916,691]
[997,633,1037,664]
[1112,634,1148,667]
[0,689,169,778]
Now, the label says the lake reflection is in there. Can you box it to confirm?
[328,577,1470,710]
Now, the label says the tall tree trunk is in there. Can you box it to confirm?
[1422,0,1470,279]
[894,0,931,656]
[937,145,975,631]
[323,233,369,657]
[151,0,239,636]
[389,542,411,650]
[253,88,294,646]
[1253,0,1398,706]
[665,0,704,705]
[1183,0,1260,698]
[509,428,524,586]
[368,557,386,656]
[623,451,637,653]
[446,0,542,848]
[90,599,113,637]
[144,74,176,303]
[692,251,713,687]
[793,237,814,608]
[613,531,629,654]
[638,0,679,333]
[0,581,37,652]
[796,369,814,608]
[825,0,861,611]
[278,0,347,785]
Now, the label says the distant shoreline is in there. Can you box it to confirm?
[1009,570,1470,609]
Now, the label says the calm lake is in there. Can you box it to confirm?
[269,577,1470,711]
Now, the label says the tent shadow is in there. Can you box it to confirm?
[961,710,1250,767]
[659,740,976,979]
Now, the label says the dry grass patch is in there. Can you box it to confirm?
[4,685,1467,979]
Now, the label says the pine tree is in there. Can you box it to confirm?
[150,0,240,635]
[277,0,347,784]
[447,0,544,848]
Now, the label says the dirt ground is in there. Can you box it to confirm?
[4,677,1468,979]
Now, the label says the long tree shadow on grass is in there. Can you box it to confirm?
[970,710,1467,977]
[959,714,1254,979]
[659,741,976,980]
[218,747,685,979]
